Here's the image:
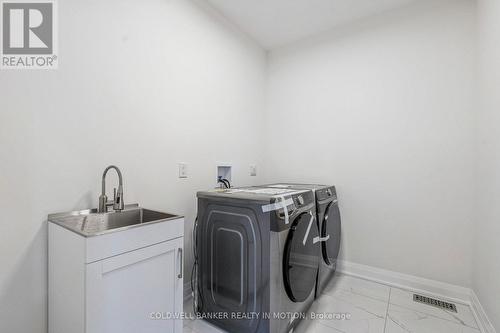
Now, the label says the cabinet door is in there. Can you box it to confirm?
[86,237,183,333]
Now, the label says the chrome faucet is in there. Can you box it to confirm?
[98,165,124,213]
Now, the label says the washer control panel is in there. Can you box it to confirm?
[295,195,305,206]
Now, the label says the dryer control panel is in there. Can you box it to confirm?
[316,186,337,202]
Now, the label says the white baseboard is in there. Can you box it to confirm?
[337,260,471,304]
[470,290,497,333]
[337,259,496,333]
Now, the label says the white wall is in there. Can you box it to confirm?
[0,0,266,332]
[475,0,500,329]
[264,0,477,287]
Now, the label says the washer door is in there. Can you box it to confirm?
[321,201,341,266]
[283,212,320,302]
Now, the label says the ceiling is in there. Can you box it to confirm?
[205,0,419,49]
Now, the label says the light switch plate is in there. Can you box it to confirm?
[250,164,257,176]
[178,163,188,178]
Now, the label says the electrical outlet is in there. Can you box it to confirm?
[250,164,257,176]
[178,163,188,178]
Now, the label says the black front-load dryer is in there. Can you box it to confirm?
[263,183,341,297]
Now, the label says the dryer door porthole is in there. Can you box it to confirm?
[321,201,341,266]
[283,212,320,302]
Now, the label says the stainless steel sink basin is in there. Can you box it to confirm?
[48,204,182,237]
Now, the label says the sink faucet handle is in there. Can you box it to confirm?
[98,193,108,213]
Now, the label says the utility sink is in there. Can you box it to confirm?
[48,204,182,237]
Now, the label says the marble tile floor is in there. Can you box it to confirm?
[183,273,480,333]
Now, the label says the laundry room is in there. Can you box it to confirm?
[0,0,498,333]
